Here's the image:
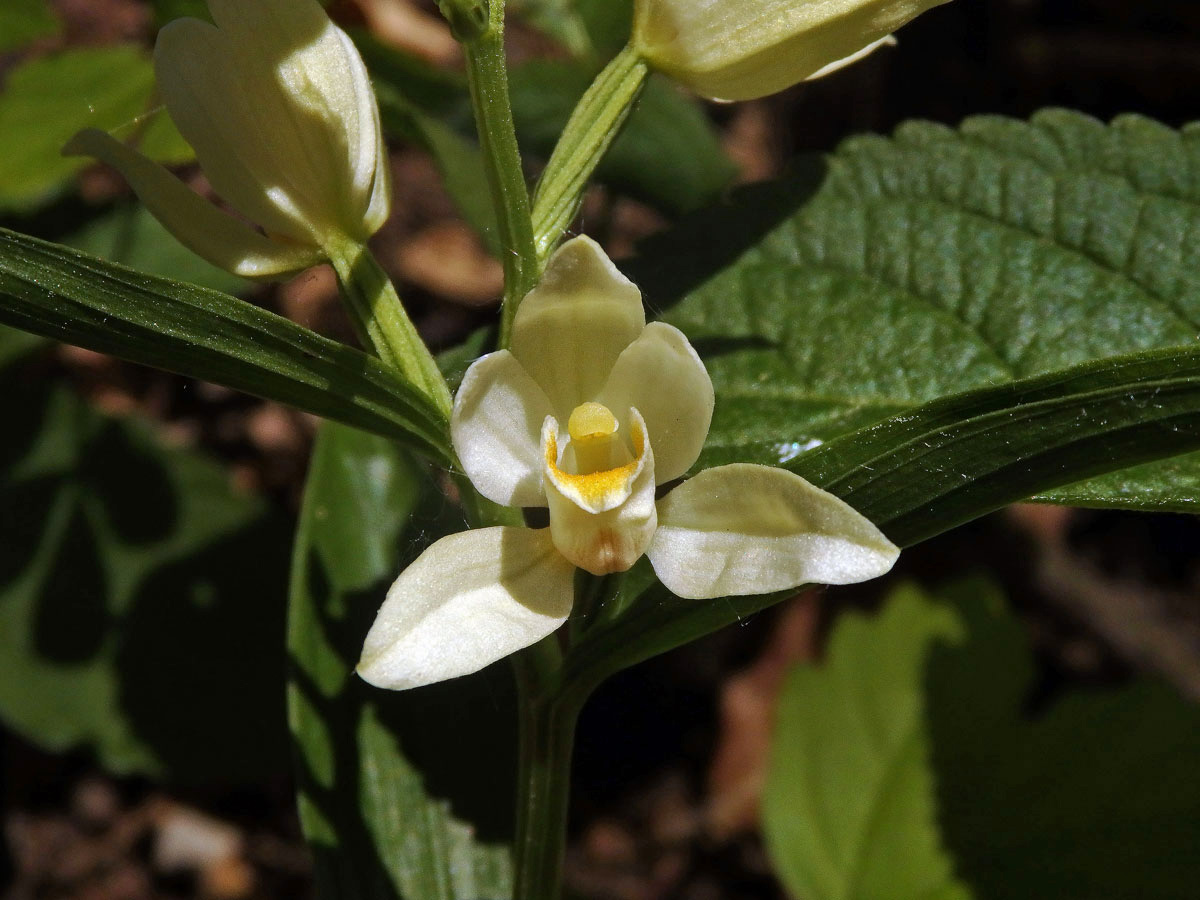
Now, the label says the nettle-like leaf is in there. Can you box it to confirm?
[289,424,514,900]
[0,363,291,781]
[763,581,1200,900]
[632,110,1200,511]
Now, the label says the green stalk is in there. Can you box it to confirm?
[327,240,453,420]
[462,1,539,348]
[511,674,584,900]
[531,45,649,263]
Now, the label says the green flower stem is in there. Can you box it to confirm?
[327,240,453,421]
[512,676,584,900]
[531,44,649,264]
[462,1,539,349]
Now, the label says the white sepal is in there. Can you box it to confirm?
[63,129,324,278]
[451,350,554,508]
[648,463,899,599]
[357,527,575,690]
[510,236,645,421]
[598,322,713,484]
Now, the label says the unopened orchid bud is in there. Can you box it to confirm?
[631,0,954,101]
[65,0,389,279]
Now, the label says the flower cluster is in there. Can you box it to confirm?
[358,238,898,690]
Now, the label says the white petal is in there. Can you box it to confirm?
[648,464,898,599]
[597,322,713,484]
[64,129,323,278]
[451,350,554,508]
[154,19,317,242]
[510,236,645,420]
[357,527,575,690]
[545,410,658,575]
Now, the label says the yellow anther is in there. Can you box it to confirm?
[567,402,618,442]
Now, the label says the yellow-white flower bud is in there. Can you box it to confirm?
[631,0,955,101]
[65,0,389,278]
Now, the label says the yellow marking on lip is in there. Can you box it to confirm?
[545,413,646,507]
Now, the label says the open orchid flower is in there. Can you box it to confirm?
[358,237,899,690]
[631,0,955,102]
[64,0,389,279]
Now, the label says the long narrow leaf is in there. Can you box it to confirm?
[564,344,1200,693]
[0,228,451,463]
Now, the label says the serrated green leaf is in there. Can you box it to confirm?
[289,423,513,900]
[0,0,59,53]
[763,584,970,900]
[0,46,190,211]
[0,228,452,463]
[0,368,291,780]
[764,580,1200,900]
[630,110,1200,506]
[562,344,1200,691]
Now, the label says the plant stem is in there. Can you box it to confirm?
[462,1,539,349]
[531,45,649,264]
[511,673,584,900]
[328,240,453,420]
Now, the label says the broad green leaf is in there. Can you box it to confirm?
[562,344,1200,691]
[763,584,970,900]
[65,202,249,295]
[289,423,513,900]
[0,0,59,53]
[0,367,291,780]
[511,64,736,216]
[764,580,1200,900]
[0,228,452,463]
[629,110,1200,506]
[0,46,190,211]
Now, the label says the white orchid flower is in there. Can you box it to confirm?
[64,0,389,279]
[358,237,898,691]
[631,0,955,102]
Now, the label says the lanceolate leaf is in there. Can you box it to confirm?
[0,228,452,463]
[630,110,1200,508]
[288,423,514,900]
[562,344,1200,693]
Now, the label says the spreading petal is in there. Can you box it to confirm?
[64,129,323,278]
[510,236,645,420]
[357,527,575,690]
[545,412,658,575]
[598,322,713,483]
[648,463,899,599]
[451,350,554,508]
